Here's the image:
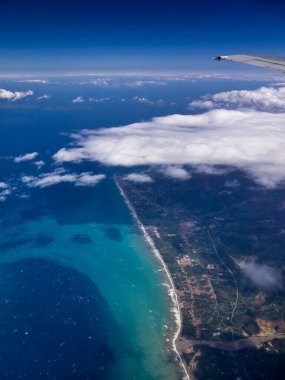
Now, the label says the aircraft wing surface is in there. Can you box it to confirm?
[214,54,285,73]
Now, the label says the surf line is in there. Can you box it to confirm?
[114,175,191,380]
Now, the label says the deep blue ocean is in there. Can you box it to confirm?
[0,75,271,379]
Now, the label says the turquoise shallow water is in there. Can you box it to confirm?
[0,81,185,379]
[0,180,180,379]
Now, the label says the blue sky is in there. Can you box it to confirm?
[1,0,285,73]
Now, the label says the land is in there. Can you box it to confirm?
[116,170,285,380]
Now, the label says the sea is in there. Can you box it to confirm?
[0,74,271,379]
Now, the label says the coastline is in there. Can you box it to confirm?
[114,176,191,380]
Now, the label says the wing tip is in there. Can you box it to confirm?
[212,56,229,61]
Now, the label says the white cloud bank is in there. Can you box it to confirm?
[124,173,153,183]
[241,262,283,291]
[22,169,105,188]
[190,86,285,112]
[14,152,38,163]
[53,108,285,188]
[0,89,33,101]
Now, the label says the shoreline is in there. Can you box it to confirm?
[114,176,191,380]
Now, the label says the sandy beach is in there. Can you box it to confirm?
[114,176,191,380]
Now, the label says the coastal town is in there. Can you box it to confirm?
[115,172,285,379]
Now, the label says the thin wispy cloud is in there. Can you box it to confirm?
[224,179,240,188]
[87,78,111,86]
[37,94,50,100]
[89,97,111,102]
[71,95,165,106]
[33,160,45,169]
[126,79,168,87]
[270,82,285,87]
[22,169,106,188]
[14,152,38,163]
[77,77,168,87]
[241,262,283,291]
[73,73,277,87]
[193,165,229,175]
[72,96,84,104]
[132,96,165,106]
[17,79,49,84]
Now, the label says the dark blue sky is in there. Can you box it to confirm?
[1,0,285,73]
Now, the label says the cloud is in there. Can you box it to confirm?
[53,108,285,188]
[22,169,105,188]
[18,193,30,199]
[72,96,84,104]
[193,165,229,175]
[190,86,285,112]
[123,173,153,183]
[0,89,33,101]
[37,94,50,100]
[88,78,111,86]
[162,166,191,180]
[76,78,113,86]
[33,160,45,169]
[270,82,285,87]
[0,189,11,202]
[186,72,280,82]
[77,77,168,87]
[126,80,168,87]
[133,96,153,104]
[70,95,164,105]
[17,79,49,84]
[241,262,283,291]
[0,182,12,202]
[74,172,106,186]
[132,96,165,106]
[88,97,111,103]
[0,182,8,189]
[224,179,240,188]
[73,96,113,103]
[14,152,38,163]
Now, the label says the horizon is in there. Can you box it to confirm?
[1,0,284,73]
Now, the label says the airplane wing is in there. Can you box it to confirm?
[213,54,285,73]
